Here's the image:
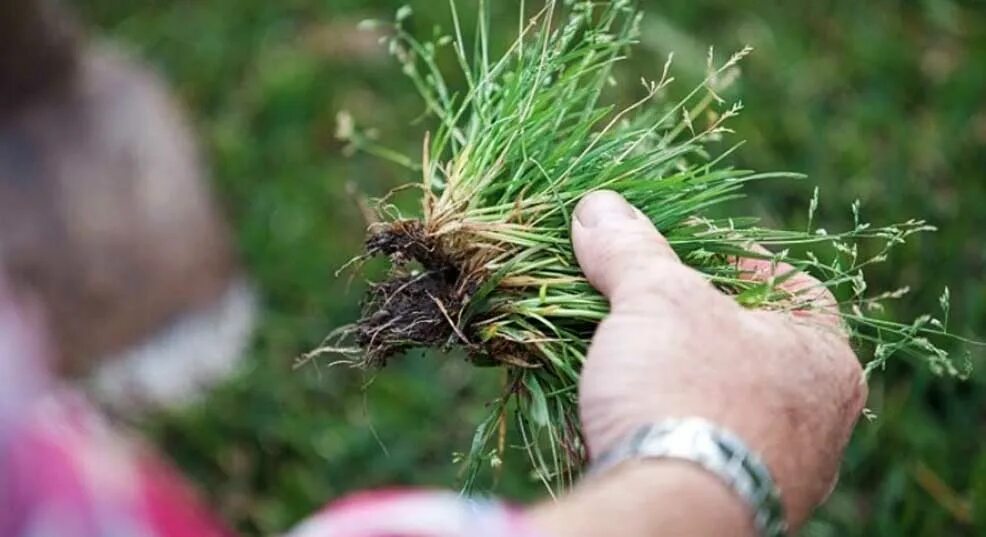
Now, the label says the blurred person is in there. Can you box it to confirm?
[0,0,256,413]
[0,2,866,536]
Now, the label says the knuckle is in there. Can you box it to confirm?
[822,334,867,411]
[854,375,869,409]
[846,356,868,406]
[834,337,864,378]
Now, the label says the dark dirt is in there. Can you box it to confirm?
[356,220,473,365]
[356,219,544,369]
[364,219,453,272]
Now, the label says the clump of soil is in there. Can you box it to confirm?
[356,220,474,365]
[356,219,545,369]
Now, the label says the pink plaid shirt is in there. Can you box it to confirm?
[0,292,539,537]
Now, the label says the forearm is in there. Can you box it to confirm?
[529,461,756,537]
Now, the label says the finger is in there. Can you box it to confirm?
[734,243,841,326]
[571,191,714,312]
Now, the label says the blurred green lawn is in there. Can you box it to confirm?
[77,1,986,535]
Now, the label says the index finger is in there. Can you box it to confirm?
[732,243,842,327]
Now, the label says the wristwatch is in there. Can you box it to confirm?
[589,417,788,537]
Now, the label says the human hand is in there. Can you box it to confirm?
[569,190,866,529]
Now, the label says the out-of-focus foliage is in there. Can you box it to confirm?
[76,1,985,535]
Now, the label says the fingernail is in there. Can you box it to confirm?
[574,191,638,228]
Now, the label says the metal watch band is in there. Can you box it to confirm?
[588,417,788,537]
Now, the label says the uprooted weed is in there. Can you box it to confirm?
[308,0,975,494]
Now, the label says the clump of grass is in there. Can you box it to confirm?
[313,0,972,494]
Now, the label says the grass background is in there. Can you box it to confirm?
[76,1,985,535]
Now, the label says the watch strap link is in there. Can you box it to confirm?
[589,417,788,537]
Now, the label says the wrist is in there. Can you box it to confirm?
[530,461,755,537]
[588,410,820,529]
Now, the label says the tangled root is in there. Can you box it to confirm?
[356,220,472,365]
[355,219,544,370]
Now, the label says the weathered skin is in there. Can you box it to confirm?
[533,191,866,535]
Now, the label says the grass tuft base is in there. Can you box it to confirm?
[358,220,472,366]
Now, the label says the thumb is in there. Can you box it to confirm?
[571,191,709,311]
